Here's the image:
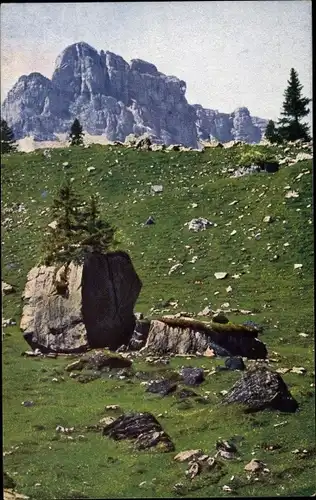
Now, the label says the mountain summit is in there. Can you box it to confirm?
[2,42,267,145]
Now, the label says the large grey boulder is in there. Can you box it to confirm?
[20,251,142,353]
[222,365,299,412]
[143,318,267,359]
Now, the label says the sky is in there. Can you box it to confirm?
[0,1,312,125]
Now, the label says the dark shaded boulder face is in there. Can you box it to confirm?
[82,251,142,350]
[20,251,141,353]
[222,365,299,413]
[102,412,174,451]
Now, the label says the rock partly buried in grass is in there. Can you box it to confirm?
[2,281,15,296]
[146,379,178,396]
[180,367,205,386]
[65,350,132,373]
[20,251,141,353]
[222,365,299,412]
[102,412,174,452]
[143,317,267,359]
[225,356,245,371]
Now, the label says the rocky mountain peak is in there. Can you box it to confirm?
[2,41,268,145]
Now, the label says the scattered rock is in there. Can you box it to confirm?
[180,367,204,386]
[2,281,15,296]
[204,347,215,357]
[290,366,306,375]
[102,412,174,451]
[296,152,313,161]
[65,351,132,373]
[99,416,116,426]
[174,449,203,462]
[105,405,120,410]
[212,312,229,324]
[21,401,34,407]
[187,218,214,232]
[263,216,272,223]
[146,379,177,396]
[225,357,245,371]
[151,185,163,194]
[214,272,228,280]
[145,215,155,225]
[222,365,299,412]
[294,263,303,270]
[216,439,238,460]
[244,459,265,472]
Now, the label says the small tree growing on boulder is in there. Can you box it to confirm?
[1,119,17,153]
[69,118,84,146]
[41,179,117,266]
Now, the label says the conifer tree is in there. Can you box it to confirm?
[1,119,17,153]
[265,120,282,144]
[69,118,84,146]
[277,68,311,141]
[41,182,117,266]
[42,177,84,265]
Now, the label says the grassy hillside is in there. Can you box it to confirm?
[2,143,315,499]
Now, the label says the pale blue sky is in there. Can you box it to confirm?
[1,1,312,124]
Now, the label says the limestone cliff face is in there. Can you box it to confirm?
[2,41,268,145]
[194,105,267,144]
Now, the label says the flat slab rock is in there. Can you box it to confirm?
[102,412,174,452]
[144,318,267,359]
[65,350,132,372]
[222,365,299,412]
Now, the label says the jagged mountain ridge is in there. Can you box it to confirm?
[2,41,268,146]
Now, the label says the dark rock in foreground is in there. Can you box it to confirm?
[225,356,245,371]
[180,367,205,386]
[222,365,299,412]
[102,412,174,452]
[146,379,177,396]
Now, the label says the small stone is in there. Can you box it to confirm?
[22,401,34,407]
[294,263,303,270]
[226,286,232,293]
[174,449,203,462]
[263,216,272,223]
[244,459,265,472]
[290,366,306,375]
[99,416,116,426]
[222,485,233,492]
[105,405,120,410]
[298,333,308,338]
[214,272,228,280]
[204,347,215,357]
[212,312,229,324]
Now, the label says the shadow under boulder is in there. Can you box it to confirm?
[222,364,299,413]
[102,412,174,452]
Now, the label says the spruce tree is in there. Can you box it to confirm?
[1,119,17,153]
[41,183,117,266]
[277,68,311,142]
[69,118,84,146]
[42,177,84,265]
[265,120,282,144]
